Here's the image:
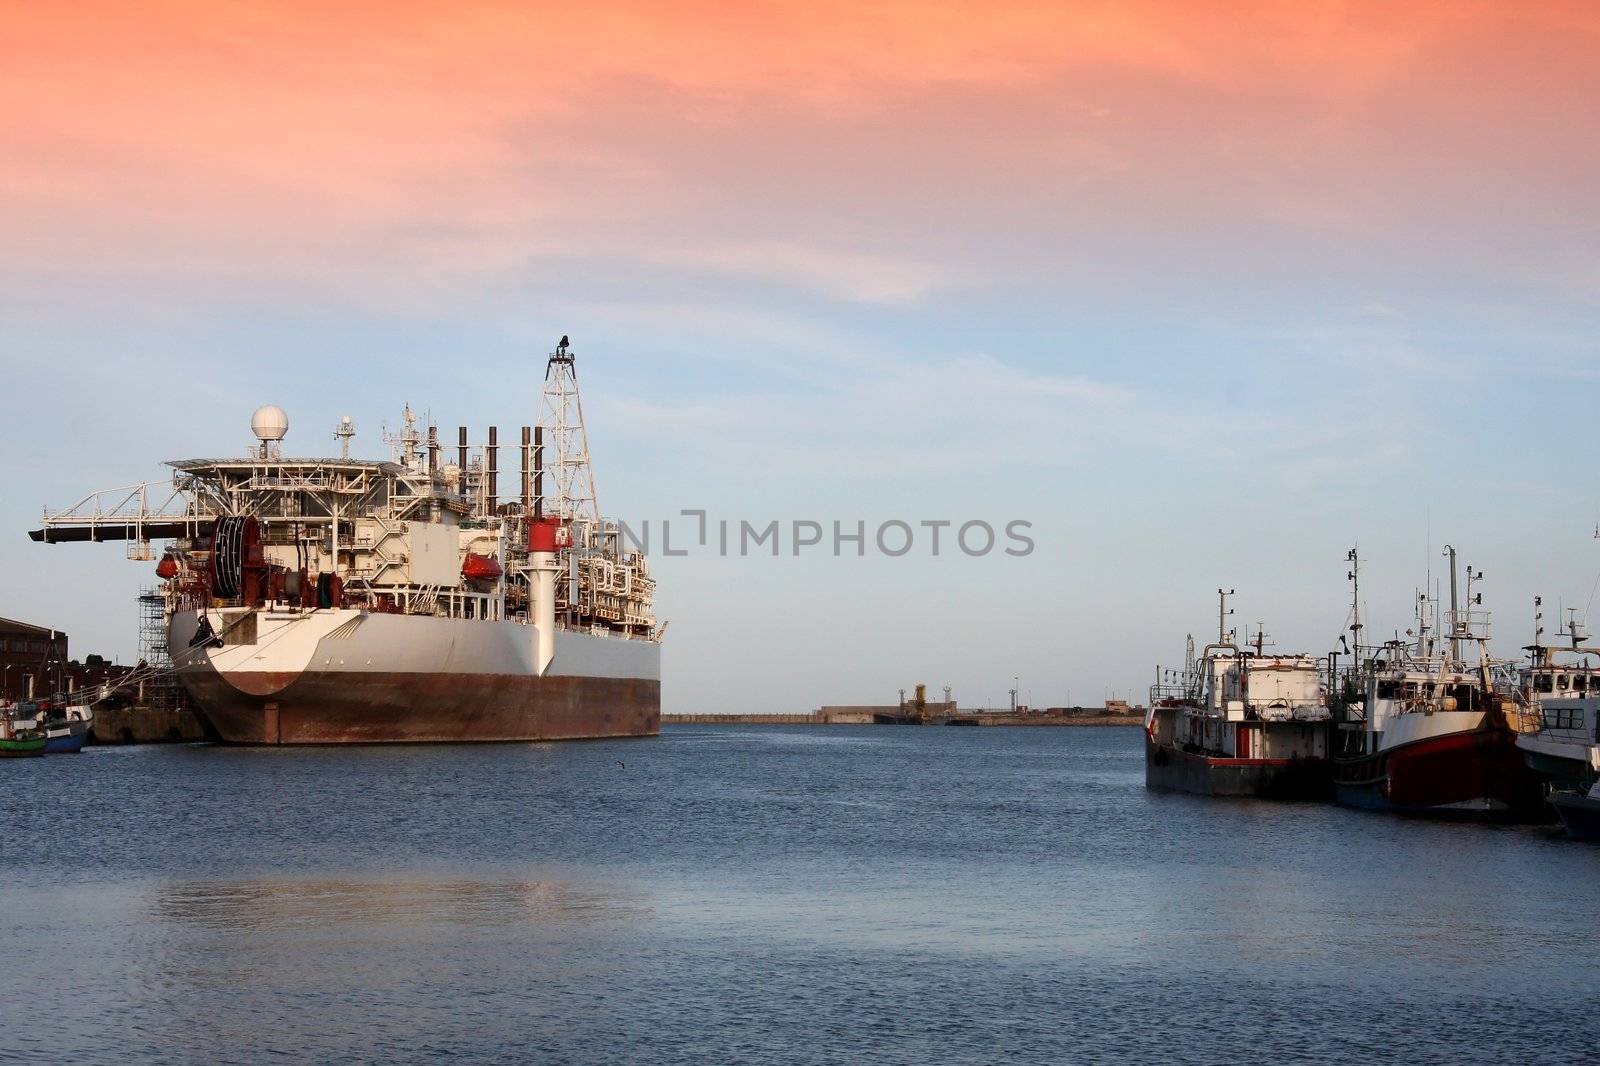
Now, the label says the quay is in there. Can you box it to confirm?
[89,705,211,745]
[88,707,1140,740]
[664,705,1143,727]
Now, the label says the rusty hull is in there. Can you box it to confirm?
[178,664,659,744]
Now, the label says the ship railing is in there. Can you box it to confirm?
[41,480,195,526]
[1244,696,1322,709]
[1444,608,1494,641]
[410,584,442,615]
[242,473,339,492]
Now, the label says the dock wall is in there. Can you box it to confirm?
[88,705,213,744]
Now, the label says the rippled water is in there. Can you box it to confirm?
[2,726,1597,1064]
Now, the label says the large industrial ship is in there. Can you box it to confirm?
[30,339,662,744]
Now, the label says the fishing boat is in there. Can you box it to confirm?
[0,713,45,758]
[9,702,93,754]
[1514,606,1600,794]
[1145,591,1333,800]
[43,709,92,753]
[1331,547,1545,820]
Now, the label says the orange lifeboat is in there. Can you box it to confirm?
[461,553,502,582]
[155,554,179,579]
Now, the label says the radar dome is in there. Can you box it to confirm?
[251,404,289,442]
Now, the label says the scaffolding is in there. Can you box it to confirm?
[137,587,184,710]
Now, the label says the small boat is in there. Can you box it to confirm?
[460,551,503,582]
[1552,778,1600,841]
[43,713,91,754]
[0,714,46,758]
[8,703,93,754]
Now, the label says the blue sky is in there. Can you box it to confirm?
[4,2,1600,710]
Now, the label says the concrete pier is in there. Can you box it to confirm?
[88,705,212,744]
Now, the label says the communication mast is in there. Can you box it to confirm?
[534,335,656,636]
[541,336,600,533]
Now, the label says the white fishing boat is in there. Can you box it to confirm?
[1145,591,1332,799]
[1515,605,1600,794]
[1331,547,1544,820]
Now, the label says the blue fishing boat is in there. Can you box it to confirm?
[43,715,90,753]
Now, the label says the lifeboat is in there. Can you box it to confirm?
[155,554,179,579]
[461,552,503,582]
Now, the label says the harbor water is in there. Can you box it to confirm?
[3,725,1597,1064]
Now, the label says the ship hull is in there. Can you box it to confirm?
[1520,748,1592,794]
[1516,731,1597,794]
[1333,722,1547,820]
[169,608,660,744]
[1144,740,1332,800]
[1551,791,1600,841]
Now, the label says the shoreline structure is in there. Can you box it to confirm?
[665,710,1142,727]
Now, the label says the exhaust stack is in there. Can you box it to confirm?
[520,426,532,514]
[529,517,561,674]
[486,426,498,514]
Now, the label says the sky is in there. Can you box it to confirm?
[4,1,1600,711]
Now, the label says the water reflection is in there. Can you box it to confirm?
[6,728,1600,1063]
[153,875,649,931]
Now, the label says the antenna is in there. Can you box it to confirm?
[1217,589,1235,644]
[1562,605,1590,649]
[1346,546,1363,649]
[334,415,355,460]
[383,405,424,471]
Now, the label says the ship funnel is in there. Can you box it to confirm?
[529,516,562,675]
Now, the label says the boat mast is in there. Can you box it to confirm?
[1346,547,1362,653]
[1444,544,1461,667]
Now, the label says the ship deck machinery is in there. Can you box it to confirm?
[1145,594,1333,801]
[31,339,664,744]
